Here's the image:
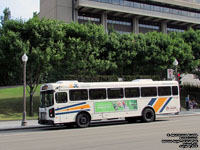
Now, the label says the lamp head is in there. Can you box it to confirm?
[22,54,28,62]
[173,59,178,66]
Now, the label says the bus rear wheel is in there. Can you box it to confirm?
[76,113,90,128]
[142,108,155,122]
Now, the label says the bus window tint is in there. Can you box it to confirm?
[108,88,124,99]
[56,92,68,103]
[172,86,178,95]
[158,86,171,96]
[70,89,88,101]
[89,89,106,100]
[125,88,140,98]
[141,87,157,97]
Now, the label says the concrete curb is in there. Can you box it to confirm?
[0,125,50,132]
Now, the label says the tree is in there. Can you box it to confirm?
[22,16,65,116]
[169,32,198,73]
[0,20,25,86]
[180,29,200,78]
[132,31,196,78]
[1,7,11,25]
[49,22,116,80]
[105,32,137,76]
[0,16,66,116]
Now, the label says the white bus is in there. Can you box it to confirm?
[38,80,180,128]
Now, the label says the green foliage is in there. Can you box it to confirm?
[1,16,200,118]
[0,18,200,85]
[1,7,11,25]
[0,20,25,85]
[180,29,200,78]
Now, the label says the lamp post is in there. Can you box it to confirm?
[21,54,28,126]
[173,59,178,81]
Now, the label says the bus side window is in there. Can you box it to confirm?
[172,86,178,95]
[158,86,171,96]
[89,89,106,100]
[125,87,140,98]
[70,89,88,101]
[108,88,124,99]
[55,92,68,103]
[141,87,157,97]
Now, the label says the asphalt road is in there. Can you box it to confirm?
[0,116,199,150]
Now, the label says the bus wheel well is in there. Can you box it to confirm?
[142,107,156,122]
[76,111,91,120]
[75,111,91,128]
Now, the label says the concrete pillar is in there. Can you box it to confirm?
[74,9,78,22]
[101,13,107,33]
[161,22,167,34]
[132,17,139,34]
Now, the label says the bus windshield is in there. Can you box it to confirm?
[40,91,54,108]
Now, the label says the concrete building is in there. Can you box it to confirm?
[40,0,200,34]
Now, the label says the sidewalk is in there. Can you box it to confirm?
[0,109,200,131]
[157,108,200,118]
[0,120,49,131]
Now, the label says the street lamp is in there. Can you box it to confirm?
[173,59,178,81]
[21,53,28,126]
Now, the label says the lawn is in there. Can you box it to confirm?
[0,85,41,120]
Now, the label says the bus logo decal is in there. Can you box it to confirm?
[148,97,173,113]
[159,97,173,113]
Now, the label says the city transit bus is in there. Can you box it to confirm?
[38,80,180,128]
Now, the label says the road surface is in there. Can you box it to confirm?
[0,115,199,150]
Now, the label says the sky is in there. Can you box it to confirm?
[0,0,40,21]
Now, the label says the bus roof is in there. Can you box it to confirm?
[40,80,178,91]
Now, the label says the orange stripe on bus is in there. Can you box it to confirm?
[58,104,90,112]
[153,98,167,113]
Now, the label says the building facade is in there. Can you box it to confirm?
[40,0,200,33]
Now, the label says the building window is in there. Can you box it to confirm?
[167,28,185,32]
[107,19,131,26]
[78,16,100,22]
[92,0,200,19]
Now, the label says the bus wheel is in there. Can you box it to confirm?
[142,108,155,122]
[76,113,90,128]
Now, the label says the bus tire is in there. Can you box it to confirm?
[76,112,90,128]
[142,108,155,122]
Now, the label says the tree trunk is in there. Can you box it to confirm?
[29,93,34,116]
